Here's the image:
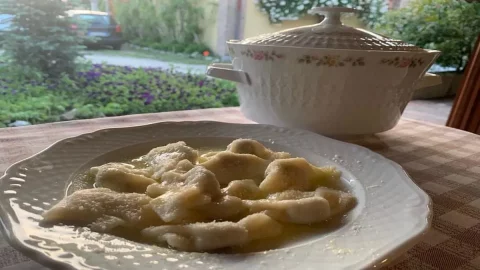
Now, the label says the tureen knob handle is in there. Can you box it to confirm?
[309,7,357,27]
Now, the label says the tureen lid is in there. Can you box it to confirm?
[235,7,424,52]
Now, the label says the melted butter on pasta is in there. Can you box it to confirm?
[44,138,357,253]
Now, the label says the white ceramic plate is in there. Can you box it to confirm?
[0,122,431,270]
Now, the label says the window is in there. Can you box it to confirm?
[0,14,13,31]
[74,14,111,26]
[1,0,478,128]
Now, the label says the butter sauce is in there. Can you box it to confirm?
[65,146,354,253]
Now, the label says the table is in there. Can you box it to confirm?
[1,107,480,270]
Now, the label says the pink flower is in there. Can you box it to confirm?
[253,51,264,60]
[398,59,412,68]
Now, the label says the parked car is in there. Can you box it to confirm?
[67,10,124,50]
[0,14,13,42]
[0,14,13,31]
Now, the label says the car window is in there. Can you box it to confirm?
[74,14,111,26]
[0,14,13,31]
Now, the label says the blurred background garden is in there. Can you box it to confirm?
[0,0,479,128]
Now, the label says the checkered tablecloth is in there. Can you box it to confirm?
[1,107,480,270]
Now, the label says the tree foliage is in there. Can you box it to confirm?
[375,0,480,72]
[113,0,210,44]
[0,0,86,78]
[255,0,386,28]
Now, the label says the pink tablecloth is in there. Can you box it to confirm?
[2,107,480,270]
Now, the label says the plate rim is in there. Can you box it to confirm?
[0,121,432,270]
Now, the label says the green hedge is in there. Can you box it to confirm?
[375,0,480,72]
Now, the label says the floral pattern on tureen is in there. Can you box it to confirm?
[380,57,425,68]
[298,55,366,67]
[240,49,284,61]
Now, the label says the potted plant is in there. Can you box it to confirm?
[375,0,480,99]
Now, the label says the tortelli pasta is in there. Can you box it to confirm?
[41,139,357,252]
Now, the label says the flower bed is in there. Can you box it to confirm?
[1,64,238,128]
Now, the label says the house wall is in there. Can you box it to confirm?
[242,0,366,39]
[217,0,240,56]
[242,0,319,39]
[200,0,219,53]
[206,0,367,56]
[201,0,238,56]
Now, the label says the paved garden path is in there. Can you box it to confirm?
[84,51,208,74]
[0,50,208,74]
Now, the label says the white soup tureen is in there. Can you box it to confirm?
[206,7,441,135]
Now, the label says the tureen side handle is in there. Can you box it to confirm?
[206,63,251,85]
[414,72,442,90]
